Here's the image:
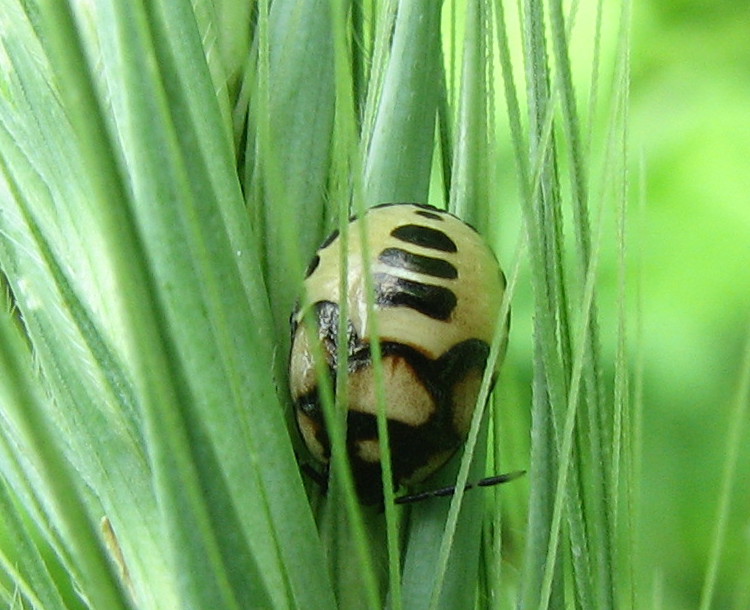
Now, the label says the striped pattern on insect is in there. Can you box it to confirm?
[289,203,513,505]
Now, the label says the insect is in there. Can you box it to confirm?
[289,203,517,505]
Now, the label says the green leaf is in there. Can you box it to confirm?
[248,0,336,337]
[0,296,128,610]
[363,0,442,207]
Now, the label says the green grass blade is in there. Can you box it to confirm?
[1,0,337,607]
[0,476,70,610]
[0,115,168,606]
[699,325,750,610]
[363,0,442,206]
[424,3,501,608]
[31,2,258,606]
[516,0,569,604]
[509,0,632,605]
[547,2,616,606]
[249,0,336,337]
[449,0,491,231]
[0,305,128,609]
[81,1,333,606]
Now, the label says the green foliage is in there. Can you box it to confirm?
[629,1,750,607]
[8,0,746,608]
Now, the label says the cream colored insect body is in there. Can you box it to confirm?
[289,203,509,505]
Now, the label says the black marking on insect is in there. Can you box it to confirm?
[373,273,457,321]
[390,224,458,253]
[378,248,458,279]
[304,254,321,278]
[415,209,445,221]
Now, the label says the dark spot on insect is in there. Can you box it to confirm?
[289,302,301,335]
[304,254,320,278]
[378,248,458,279]
[391,225,457,253]
[374,273,457,320]
[293,330,493,505]
[410,203,442,214]
[346,412,459,506]
[415,210,444,221]
[371,202,399,210]
[319,228,339,250]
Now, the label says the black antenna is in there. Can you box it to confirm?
[394,470,526,505]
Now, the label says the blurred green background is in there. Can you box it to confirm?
[632,1,749,607]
